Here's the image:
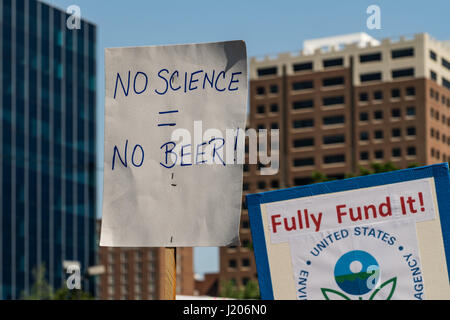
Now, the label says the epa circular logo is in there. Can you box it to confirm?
[334,250,380,296]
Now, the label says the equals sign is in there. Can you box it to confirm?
[158,110,178,127]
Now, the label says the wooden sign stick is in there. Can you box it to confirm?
[163,247,177,300]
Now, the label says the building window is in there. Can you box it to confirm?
[323,154,345,164]
[323,57,344,68]
[359,52,382,63]
[430,50,437,61]
[360,131,369,141]
[359,92,368,102]
[406,127,416,136]
[257,105,265,114]
[228,259,237,269]
[293,119,314,129]
[269,84,278,94]
[374,130,384,140]
[243,183,249,191]
[443,77,450,90]
[293,61,313,72]
[242,258,250,268]
[257,66,277,77]
[407,147,416,156]
[270,103,278,113]
[293,157,315,167]
[323,115,345,125]
[293,138,314,148]
[442,58,450,71]
[359,112,369,122]
[391,108,401,118]
[322,76,344,87]
[360,152,369,161]
[391,88,400,98]
[323,96,344,106]
[294,177,313,186]
[373,90,383,100]
[392,148,402,157]
[406,106,415,116]
[430,70,437,81]
[293,99,314,110]
[392,68,414,78]
[391,47,414,59]
[256,87,265,95]
[374,110,383,120]
[375,150,384,159]
[242,220,250,229]
[405,87,415,97]
[360,72,382,82]
[292,80,314,91]
[392,128,401,138]
[258,181,266,190]
[323,134,345,145]
[271,180,280,188]
[271,122,279,129]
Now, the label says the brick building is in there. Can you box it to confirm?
[219,32,450,292]
[96,221,194,299]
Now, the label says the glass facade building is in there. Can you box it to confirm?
[0,0,97,299]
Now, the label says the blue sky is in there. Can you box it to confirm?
[43,0,450,278]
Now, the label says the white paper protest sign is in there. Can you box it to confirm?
[288,219,425,300]
[100,41,248,247]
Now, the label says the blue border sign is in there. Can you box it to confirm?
[246,163,450,300]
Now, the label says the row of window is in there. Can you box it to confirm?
[430,108,450,126]
[293,146,417,168]
[292,116,345,129]
[243,179,280,191]
[360,147,416,161]
[431,149,450,162]
[360,68,415,83]
[255,92,416,117]
[359,87,415,102]
[359,106,416,121]
[430,129,450,145]
[293,154,346,167]
[291,76,345,92]
[430,50,450,72]
[293,135,345,148]
[359,127,416,141]
[429,70,450,90]
[228,258,251,269]
[430,88,450,107]
[256,47,417,77]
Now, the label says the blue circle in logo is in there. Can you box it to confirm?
[334,250,380,296]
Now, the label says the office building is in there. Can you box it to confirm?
[219,32,450,292]
[96,220,194,300]
[0,0,97,299]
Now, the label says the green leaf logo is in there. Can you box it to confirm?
[321,277,397,300]
[368,277,397,300]
[321,288,351,300]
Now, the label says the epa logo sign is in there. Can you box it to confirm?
[321,250,396,300]
[290,220,425,300]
